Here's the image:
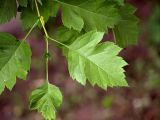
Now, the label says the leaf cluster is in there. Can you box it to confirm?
[0,0,139,120]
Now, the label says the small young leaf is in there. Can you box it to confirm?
[29,83,63,120]
[0,32,31,94]
[63,31,128,89]
[0,0,17,24]
[55,0,120,32]
[113,4,139,47]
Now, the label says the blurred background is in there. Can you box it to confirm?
[0,0,160,120]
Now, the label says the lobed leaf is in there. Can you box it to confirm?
[21,0,59,29]
[55,0,120,32]
[0,0,17,24]
[53,26,81,46]
[29,83,63,120]
[63,31,128,89]
[113,4,139,47]
[0,32,31,94]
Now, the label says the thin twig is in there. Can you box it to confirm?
[48,37,70,49]
[35,0,50,82]
[24,19,39,40]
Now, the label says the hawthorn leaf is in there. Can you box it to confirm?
[113,4,139,47]
[53,26,81,46]
[21,0,59,29]
[29,83,63,120]
[55,0,120,32]
[0,0,17,24]
[64,31,128,89]
[0,32,31,94]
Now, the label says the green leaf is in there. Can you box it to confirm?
[29,83,63,120]
[113,4,139,47]
[112,0,124,6]
[21,0,59,29]
[53,26,81,46]
[0,0,17,24]
[18,0,28,7]
[64,31,128,89]
[55,0,120,32]
[0,32,31,94]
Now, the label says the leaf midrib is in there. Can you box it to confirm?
[37,89,56,111]
[55,0,118,21]
[69,47,117,82]
[0,42,22,72]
